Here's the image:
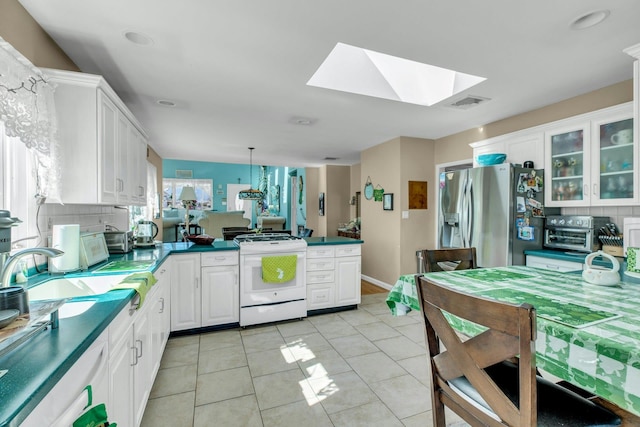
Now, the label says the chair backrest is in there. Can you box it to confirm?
[416,275,536,426]
[423,248,477,272]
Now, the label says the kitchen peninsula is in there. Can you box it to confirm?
[0,236,362,426]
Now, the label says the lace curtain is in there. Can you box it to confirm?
[0,36,60,203]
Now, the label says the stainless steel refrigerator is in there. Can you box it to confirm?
[438,163,557,267]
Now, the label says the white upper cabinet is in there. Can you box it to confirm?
[43,68,148,205]
[545,103,635,207]
[470,131,544,169]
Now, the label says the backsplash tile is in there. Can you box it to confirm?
[38,204,130,240]
[561,205,640,231]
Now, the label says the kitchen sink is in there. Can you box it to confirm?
[28,274,129,301]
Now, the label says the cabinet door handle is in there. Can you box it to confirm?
[583,184,588,197]
[593,183,598,196]
[195,277,199,289]
[136,338,143,359]
[159,297,165,313]
[131,346,138,366]
[545,264,560,270]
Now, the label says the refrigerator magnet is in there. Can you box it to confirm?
[518,226,535,241]
[516,197,526,213]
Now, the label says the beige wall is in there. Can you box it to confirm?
[350,163,361,219]
[360,136,434,285]
[305,167,320,235]
[325,165,351,236]
[0,0,79,71]
[361,138,401,285]
[399,137,435,275]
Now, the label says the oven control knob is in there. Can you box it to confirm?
[559,218,565,225]
[567,219,573,226]
[549,218,556,225]
[575,219,582,226]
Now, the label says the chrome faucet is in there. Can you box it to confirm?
[0,247,64,287]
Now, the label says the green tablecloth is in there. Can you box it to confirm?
[387,266,640,416]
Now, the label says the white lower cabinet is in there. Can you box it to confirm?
[525,255,583,272]
[150,262,171,377]
[335,255,361,306]
[201,252,239,326]
[21,331,110,427]
[306,244,361,310]
[170,253,201,331]
[171,251,239,331]
[109,314,134,426]
[109,262,171,427]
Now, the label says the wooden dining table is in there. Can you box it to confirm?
[386,266,640,418]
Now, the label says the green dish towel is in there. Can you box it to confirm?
[262,255,297,283]
[110,272,157,308]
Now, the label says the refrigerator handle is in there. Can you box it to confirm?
[460,176,469,247]
[464,177,473,247]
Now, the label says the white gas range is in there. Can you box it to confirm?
[234,233,307,327]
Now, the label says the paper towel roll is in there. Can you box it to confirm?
[51,224,80,272]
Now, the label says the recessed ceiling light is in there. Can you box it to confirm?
[308,42,486,107]
[124,31,154,46]
[570,10,610,30]
[156,99,176,107]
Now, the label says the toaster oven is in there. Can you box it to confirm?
[544,215,609,253]
[103,231,134,254]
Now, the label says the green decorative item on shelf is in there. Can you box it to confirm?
[373,185,384,202]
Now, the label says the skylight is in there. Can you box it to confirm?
[307,43,486,107]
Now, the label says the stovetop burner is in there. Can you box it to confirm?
[233,233,303,244]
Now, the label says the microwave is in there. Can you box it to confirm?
[104,230,134,254]
[544,215,609,253]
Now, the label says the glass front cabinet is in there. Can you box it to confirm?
[545,103,635,207]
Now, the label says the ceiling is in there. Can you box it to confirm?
[18,0,640,168]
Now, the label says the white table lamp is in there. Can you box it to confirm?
[179,186,197,236]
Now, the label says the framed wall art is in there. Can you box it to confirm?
[408,180,428,209]
[383,193,394,211]
[319,192,325,216]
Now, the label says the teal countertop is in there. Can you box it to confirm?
[0,237,352,426]
[305,236,363,245]
[0,241,237,426]
[524,249,618,268]
[524,249,590,264]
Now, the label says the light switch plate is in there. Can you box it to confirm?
[402,211,409,219]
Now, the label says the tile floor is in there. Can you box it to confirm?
[140,293,469,427]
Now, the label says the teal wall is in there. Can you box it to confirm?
[163,159,293,229]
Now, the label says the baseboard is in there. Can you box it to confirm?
[361,274,393,290]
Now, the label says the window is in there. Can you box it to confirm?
[162,178,213,210]
[0,121,39,245]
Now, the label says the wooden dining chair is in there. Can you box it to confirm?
[422,248,477,272]
[416,275,621,427]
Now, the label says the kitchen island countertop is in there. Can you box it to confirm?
[304,236,363,245]
[0,236,360,425]
[0,240,238,426]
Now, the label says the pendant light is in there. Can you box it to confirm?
[238,147,265,200]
